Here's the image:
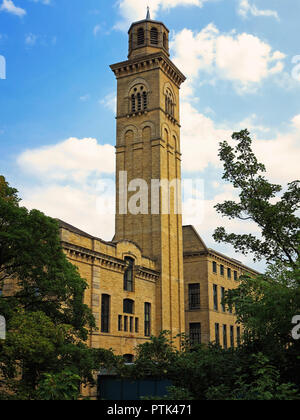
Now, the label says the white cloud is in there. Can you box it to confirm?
[21,184,115,241]
[115,0,209,30]
[0,0,26,17]
[25,33,38,46]
[171,24,286,93]
[180,97,300,185]
[17,137,115,183]
[238,0,279,20]
[99,93,117,113]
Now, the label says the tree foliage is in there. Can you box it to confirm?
[0,176,116,399]
[213,129,299,267]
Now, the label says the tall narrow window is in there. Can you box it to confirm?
[124,316,128,332]
[137,28,145,45]
[101,294,110,333]
[220,264,224,276]
[237,326,241,346]
[215,323,220,345]
[234,271,238,281]
[123,299,134,314]
[223,325,227,349]
[230,326,234,348]
[227,268,231,279]
[124,257,134,291]
[131,94,136,113]
[135,318,139,333]
[190,323,201,345]
[213,261,217,273]
[144,302,151,337]
[137,92,142,111]
[118,315,122,331]
[188,284,200,310]
[150,27,158,45]
[143,91,148,110]
[213,284,218,311]
[130,317,134,333]
[221,287,225,312]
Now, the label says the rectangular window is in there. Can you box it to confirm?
[189,323,201,345]
[101,294,110,333]
[230,326,234,348]
[213,261,217,273]
[215,323,220,345]
[130,316,133,333]
[213,284,218,311]
[118,315,122,332]
[124,316,128,332]
[221,287,225,312]
[220,264,224,276]
[144,303,151,337]
[223,325,227,349]
[135,318,139,333]
[188,284,200,310]
[234,271,238,281]
[237,326,241,346]
[227,268,231,279]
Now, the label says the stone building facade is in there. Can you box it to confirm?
[58,13,258,360]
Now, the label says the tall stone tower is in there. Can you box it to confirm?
[110,10,186,339]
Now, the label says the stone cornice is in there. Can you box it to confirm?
[110,52,186,88]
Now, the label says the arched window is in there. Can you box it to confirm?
[123,298,134,314]
[137,28,145,45]
[124,257,134,291]
[130,84,148,114]
[150,27,159,45]
[165,88,175,117]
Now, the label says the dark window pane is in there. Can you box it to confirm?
[144,303,151,337]
[221,287,225,312]
[135,318,139,333]
[137,28,144,45]
[188,284,200,310]
[227,268,231,279]
[124,316,128,332]
[101,294,110,333]
[223,325,227,349]
[118,315,122,331]
[150,27,158,45]
[220,265,224,276]
[213,284,218,311]
[230,326,234,348]
[124,257,134,291]
[123,299,134,314]
[190,323,201,345]
[215,323,220,345]
[213,261,217,273]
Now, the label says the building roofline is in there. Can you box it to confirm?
[128,19,170,34]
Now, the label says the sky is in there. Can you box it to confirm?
[0,0,299,272]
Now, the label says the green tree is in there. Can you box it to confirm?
[213,129,299,268]
[0,176,116,399]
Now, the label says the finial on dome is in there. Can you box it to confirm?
[146,6,151,20]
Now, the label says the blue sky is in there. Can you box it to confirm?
[0,0,299,271]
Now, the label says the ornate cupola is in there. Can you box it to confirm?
[128,7,170,59]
